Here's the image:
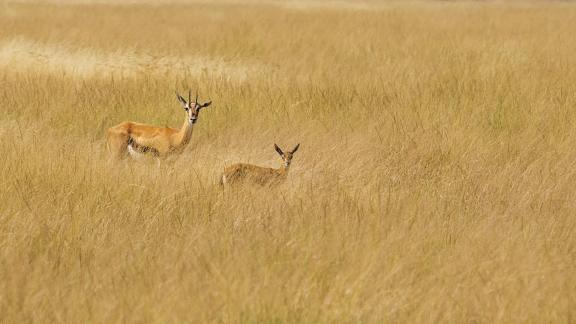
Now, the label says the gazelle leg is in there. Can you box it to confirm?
[107,128,129,160]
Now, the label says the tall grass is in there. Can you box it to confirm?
[1,1,576,322]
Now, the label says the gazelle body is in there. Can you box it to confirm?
[107,91,211,160]
[221,144,300,186]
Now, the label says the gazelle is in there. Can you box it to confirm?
[107,90,211,160]
[221,144,300,186]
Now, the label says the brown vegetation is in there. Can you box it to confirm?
[1,1,576,322]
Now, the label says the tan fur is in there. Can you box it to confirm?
[106,92,211,160]
[222,164,288,186]
[107,119,192,159]
[222,144,299,186]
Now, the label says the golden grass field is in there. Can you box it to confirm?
[1,0,576,322]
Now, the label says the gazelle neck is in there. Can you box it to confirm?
[278,164,290,176]
[173,117,195,149]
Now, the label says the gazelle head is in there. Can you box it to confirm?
[275,143,300,169]
[176,90,212,124]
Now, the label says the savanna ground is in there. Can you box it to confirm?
[1,0,576,322]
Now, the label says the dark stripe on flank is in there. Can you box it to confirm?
[128,137,160,156]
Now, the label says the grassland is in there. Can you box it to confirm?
[1,1,576,322]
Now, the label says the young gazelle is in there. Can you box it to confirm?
[221,144,300,186]
[107,90,211,160]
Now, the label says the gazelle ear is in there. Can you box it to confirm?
[274,144,284,157]
[200,101,212,109]
[291,143,300,154]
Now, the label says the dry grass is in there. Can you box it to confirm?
[1,1,576,322]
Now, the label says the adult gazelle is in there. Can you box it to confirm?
[107,90,211,160]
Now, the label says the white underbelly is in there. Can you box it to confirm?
[127,144,146,160]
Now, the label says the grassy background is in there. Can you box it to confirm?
[1,1,576,322]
